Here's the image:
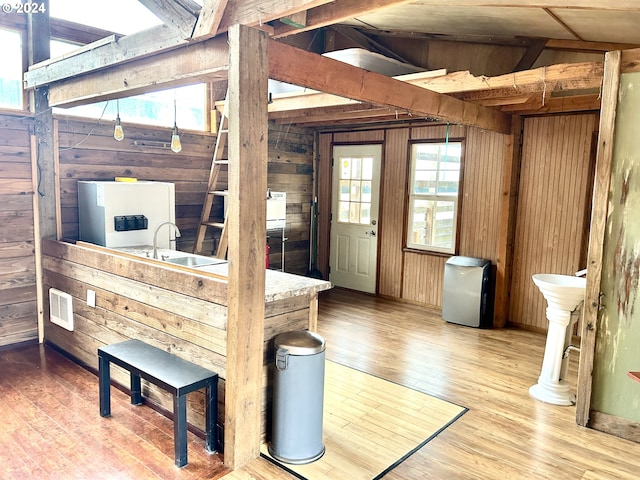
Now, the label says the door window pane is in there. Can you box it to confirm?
[337,154,376,225]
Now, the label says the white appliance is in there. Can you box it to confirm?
[78,181,176,248]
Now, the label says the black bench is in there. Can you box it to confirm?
[98,339,219,467]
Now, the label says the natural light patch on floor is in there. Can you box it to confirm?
[261,360,467,480]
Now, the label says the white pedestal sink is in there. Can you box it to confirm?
[529,273,586,406]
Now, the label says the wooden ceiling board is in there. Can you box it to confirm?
[550,9,640,43]
[344,5,575,39]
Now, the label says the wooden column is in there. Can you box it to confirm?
[27,2,56,240]
[494,116,523,327]
[28,2,55,344]
[224,24,268,469]
[576,50,621,427]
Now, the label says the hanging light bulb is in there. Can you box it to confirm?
[171,125,182,153]
[170,94,182,153]
[113,99,124,141]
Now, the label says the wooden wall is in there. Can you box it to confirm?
[509,114,597,330]
[42,240,313,440]
[318,114,596,330]
[56,116,315,275]
[0,112,38,349]
[319,123,503,304]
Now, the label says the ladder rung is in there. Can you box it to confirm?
[208,190,228,196]
[213,160,229,165]
[201,221,225,228]
[219,129,229,134]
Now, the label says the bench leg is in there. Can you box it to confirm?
[98,355,111,417]
[130,372,142,405]
[205,379,218,453]
[173,394,188,467]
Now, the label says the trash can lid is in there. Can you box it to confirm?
[445,256,490,268]
[275,330,326,355]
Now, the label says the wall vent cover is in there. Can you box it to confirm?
[49,288,74,331]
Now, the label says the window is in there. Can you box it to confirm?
[0,28,23,109]
[337,155,374,225]
[407,141,462,254]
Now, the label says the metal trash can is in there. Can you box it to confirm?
[269,330,326,464]
[442,256,494,328]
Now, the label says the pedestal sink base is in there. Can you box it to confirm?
[529,382,575,406]
[530,273,586,408]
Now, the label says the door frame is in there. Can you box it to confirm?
[327,141,384,293]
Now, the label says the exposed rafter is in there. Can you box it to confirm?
[272,0,417,38]
[192,0,229,40]
[137,0,200,38]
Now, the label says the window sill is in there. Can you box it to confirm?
[402,247,454,258]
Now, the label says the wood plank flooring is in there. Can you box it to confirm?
[260,361,466,479]
[232,289,640,479]
[0,344,228,479]
[1,288,639,479]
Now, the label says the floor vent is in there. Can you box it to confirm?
[49,288,74,331]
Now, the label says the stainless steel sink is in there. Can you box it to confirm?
[164,256,219,267]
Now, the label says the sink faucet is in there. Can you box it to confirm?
[153,222,181,259]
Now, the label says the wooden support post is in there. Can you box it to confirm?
[28,1,54,344]
[28,2,56,240]
[576,50,621,427]
[494,115,523,327]
[224,24,268,469]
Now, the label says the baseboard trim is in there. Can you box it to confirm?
[589,410,640,443]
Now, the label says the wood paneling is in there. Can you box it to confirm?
[378,128,409,298]
[402,253,449,306]
[320,122,507,309]
[0,113,37,348]
[56,115,315,275]
[458,128,505,260]
[510,114,597,329]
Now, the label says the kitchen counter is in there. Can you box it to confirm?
[113,245,331,302]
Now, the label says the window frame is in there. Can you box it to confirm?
[405,138,465,255]
[0,26,27,111]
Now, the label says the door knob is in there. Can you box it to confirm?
[365,230,376,237]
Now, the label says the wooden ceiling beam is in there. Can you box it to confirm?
[546,39,640,52]
[137,0,200,38]
[25,0,333,88]
[47,34,229,108]
[192,0,229,39]
[272,0,417,38]
[499,93,601,115]
[410,61,603,94]
[215,0,332,36]
[268,40,512,133]
[25,24,188,89]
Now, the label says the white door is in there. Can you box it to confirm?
[329,145,382,293]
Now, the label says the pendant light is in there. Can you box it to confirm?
[170,93,182,153]
[113,99,124,141]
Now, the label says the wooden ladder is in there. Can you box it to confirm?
[193,92,229,258]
